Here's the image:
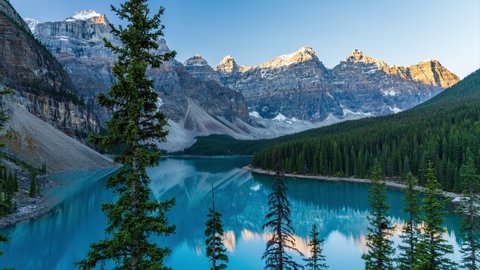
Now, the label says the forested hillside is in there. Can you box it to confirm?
[251,70,480,192]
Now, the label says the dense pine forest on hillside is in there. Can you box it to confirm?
[251,70,480,192]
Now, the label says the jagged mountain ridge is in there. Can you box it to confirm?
[186,47,459,121]
[30,10,251,151]
[26,9,459,151]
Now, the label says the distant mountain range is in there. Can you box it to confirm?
[188,47,459,120]
[249,69,480,192]
[1,6,461,155]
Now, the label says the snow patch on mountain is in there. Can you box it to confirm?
[382,89,398,96]
[24,17,40,32]
[389,106,402,114]
[249,111,261,118]
[342,108,373,117]
[66,10,103,22]
[272,113,301,124]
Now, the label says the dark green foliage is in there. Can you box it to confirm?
[75,1,176,269]
[178,135,271,156]
[415,163,457,269]
[12,171,18,192]
[28,173,36,198]
[304,225,328,270]
[0,87,13,269]
[205,188,228,270]
[0,234,6,257]
[362,161,395,270]
[41,163,47,174]
[0,89,14,215]
[243,70,480,192]
[262,149,303,270]
[396,173,421,270]
[1,152,44,176]
[458,152,480,270]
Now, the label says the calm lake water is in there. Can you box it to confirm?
[0,157,462,269]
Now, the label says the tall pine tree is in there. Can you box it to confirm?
[262,148,303,270]
[458,153,480,270]
[304,225,328,270]
[0,88,14,270]
[205,186,228,270]
[415,162,457,269]
[76,1,176,269]
[362,161,395,270]
[396,173,421,269]
[29,173,36,198]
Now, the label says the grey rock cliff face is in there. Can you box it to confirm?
[0,0,30,32]
[183,54,216,81]
[213,48,459,121]
[32,12,249,126]
[215,47,338,120]
[0,5,98,136]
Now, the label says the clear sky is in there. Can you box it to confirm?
[10,0,480,78]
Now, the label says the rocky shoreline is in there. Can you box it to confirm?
[0,159,56,228]
[244,165,462,200]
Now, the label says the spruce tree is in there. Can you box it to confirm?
[0,87,13,269]
[262,148,303,270]
[205,187,228,270]
[75,1,176,269]
[458,154,480,270]
[362,161,395,270]
[0,235,6,257]
[396,173,421,269]
[415,162,457,269]
[29,173,36,198]
[12,171,17,192]
[304,225,328,270]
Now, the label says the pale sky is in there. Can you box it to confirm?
[10,0,480,78]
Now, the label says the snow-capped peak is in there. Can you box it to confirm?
[278,46,316,60]
[216,47,319,73]
[272,113,300,124]
[252,46,318,70]
[66,10,106,23]
[24,17,40,32]
[184,53,210,67]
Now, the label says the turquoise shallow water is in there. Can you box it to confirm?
[0,157,462,269]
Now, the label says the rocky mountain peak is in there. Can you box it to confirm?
[24,17,40,32]
[336,49,459,89]
[408,60,459,88]
[255,46,318,69]
[284,46,317,60]
[215,55,239,73]
[184,53,210,67]
[346,49,388,68]
[66,10,108,24]
[184,53,215,80]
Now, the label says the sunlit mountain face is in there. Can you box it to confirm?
[0,157,461,269]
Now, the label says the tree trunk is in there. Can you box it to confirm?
[470,191,476,270]
[131,155,140,270]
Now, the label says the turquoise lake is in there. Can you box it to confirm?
[0,157,462,269]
